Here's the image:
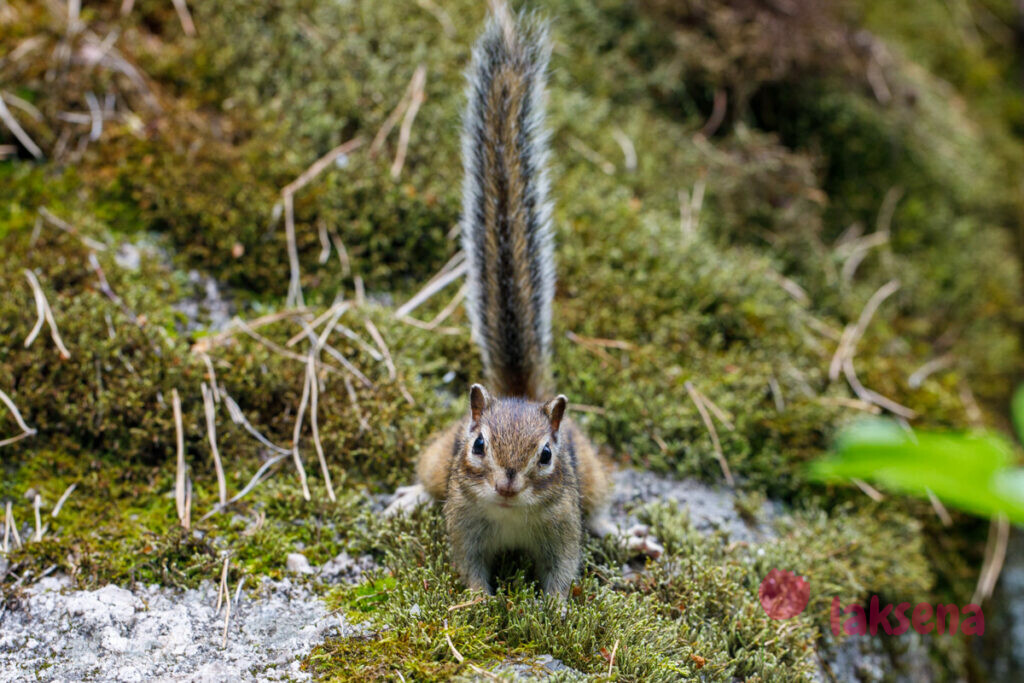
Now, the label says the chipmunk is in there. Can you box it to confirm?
[385,7,662,598]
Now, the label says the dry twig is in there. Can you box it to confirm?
[291,366,313,502]
[365,319,415,404]
[679,178,706,240]
[172,389,189,530]
[170,0,196,36]
[908,354,955,389]
[0,387,37,448]
[33,494,43,542]
[685,381,734,486]
[391,65,427,179]
[202,383,228,506]
[51,483,77,519]
[282,137,365,308]
[23,269,71,359]
[972,515,1009,605]
[0,93,43,159]
[396,259,467,318]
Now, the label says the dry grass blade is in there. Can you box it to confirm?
[51,483,77,519]
[364,319,415,404]
[5,501,22,551]
[908,354,955,389]
[89,253,140,325]
[33,494,43,542]
[842,357,917,419]
[283,193,303,308]
[283,137,365,197]
[286,301,351,347]
[959,380,984,427]
[415,0,456,37]
[371,71,415,156]
[291,364,313,502]
[851,478,884,502]
[815,396,881,414]
[328,226,351,276]
[170,0,196,36]
[23,269,46,348]
[694,388,734,431]
[216,556,229,613]
[768,270,810,306]
[0,387,37,448]
[448,596,486,612]
[354,275,366,306]
[172,389,188,529]
[927,489,953,527]
[200,453,290,522]
[395,257,468,318]
[611,129,636,171]
[307,357,336,502]
[320,343,374,388]
[281,137,366,308]
[566,331,617,366]
[679,178,706,240]
[0,93,43,159]
[202,383,228,506]
[685,381,734,486]
[391,65,427,179]
[191,308,309,353]
[231,317,344,377]
[972,515,1009,605]
[39,207,107,251]
[444,619,463,662]
[768,376,785,411]
[840,232,889,282]
[567,134,615,175]
[333,323,383,361]
[3,501,9,553]
[23,269,71,358]
[199,353,220,402]
[829,279,900,381]
[222,578,234,647]
[423,283,468,330]
[222,391,290,456]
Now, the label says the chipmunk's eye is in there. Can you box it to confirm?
[472,434,485,456]
[539,444,552,466]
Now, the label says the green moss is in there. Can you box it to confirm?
[304,497,940,680]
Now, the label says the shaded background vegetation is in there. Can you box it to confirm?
[2,0,1024,678]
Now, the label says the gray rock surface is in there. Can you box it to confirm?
[0,575,356,682]
[607,468,775,542]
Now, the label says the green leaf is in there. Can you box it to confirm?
[809,418,1024,524]
[1012,385,1024,445]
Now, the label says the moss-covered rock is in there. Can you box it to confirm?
[3,0,1024,678]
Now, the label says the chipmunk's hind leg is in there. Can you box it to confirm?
[587,508,664,559]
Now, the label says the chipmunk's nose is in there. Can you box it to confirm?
[496,468,518,498]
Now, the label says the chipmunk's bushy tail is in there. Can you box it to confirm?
[461,7,554,400]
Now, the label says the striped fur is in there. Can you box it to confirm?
[461,9,555,399]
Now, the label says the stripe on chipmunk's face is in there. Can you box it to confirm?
[459,385,570,507]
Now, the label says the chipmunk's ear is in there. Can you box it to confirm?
[469,384,491,424]
[543,395,567,433]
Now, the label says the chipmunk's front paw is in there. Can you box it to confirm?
[383,483,433,517]
[623,524,664,560]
